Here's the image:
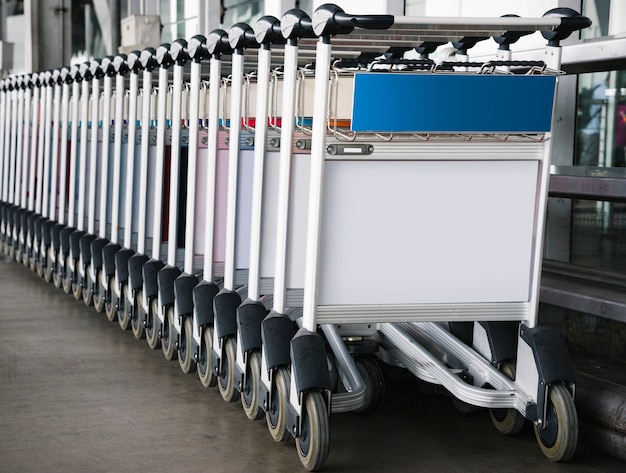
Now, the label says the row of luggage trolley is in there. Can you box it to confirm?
[0,5,591,471]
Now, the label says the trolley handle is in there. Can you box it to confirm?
[139,48,158,72]
[281,9,316,41]
[229,23,260,52]
[89,59,104,80]
[493,15,532,51]
[101,56,116,77]
[156,43,174,69]
[71,63,85,82]
[60,67,70,85]
[312,3,394,37]
[542,8,592,46]
[206,29,233,57]
[255,15,286,46]
[126,50,143,73]
[451,36,488,55]
[113,54,129,75]
[169,39,190,66]
[188,35,210,62]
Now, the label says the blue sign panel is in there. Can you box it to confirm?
[351,73,556,134]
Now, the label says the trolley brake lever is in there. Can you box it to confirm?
[312,3,394,37]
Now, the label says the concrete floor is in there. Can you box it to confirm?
[1,253,624,473]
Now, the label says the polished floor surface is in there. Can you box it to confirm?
[1,254,624,473]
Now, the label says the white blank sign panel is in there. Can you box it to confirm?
[317,159,539,306]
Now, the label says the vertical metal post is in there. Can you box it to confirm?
[14,83,25,212]
[166,56,183,267]
[35,82,46,216]
[111,71,125,244]
[202,55,221,282]
[50,75,62,222]
[99,69,113,239]
[58,74,70,226]
[273,39,298,314]
[0,85,7,204]
[246,45,271,302]
[77,76,90,231]
[21,82,32,211]
[87,71,101,235]
[302,37,331,332]
[137,66,153,255]
[68,77,80,228]
[223,50,244,291]
[124,68,139,250]
[151,63,169,260]
[28,78,40,214]
[7,84,17,205]
[184,59,201,274]
[42,76,55,219]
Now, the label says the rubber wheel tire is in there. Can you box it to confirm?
[178,316,196,373]
[266,366,290,443]
[52,266,62,289]
[105,278,118,322]
[118,285,131,330]
[93,276,105,313]
[43,249,53,283]
[534,383,578,462]
[242,350,264,420]
[72,275,83,301]
[297,390,330,472]
[218,337,238,402]
[62,267,73,294]
[131,290,145,340]
[161,306,178,361]
[82,265,93,307]
[490,361,525,435]
[197,326,217,387]
[36,254,44,277]
[146,298,161,349]
[354,356,385,414]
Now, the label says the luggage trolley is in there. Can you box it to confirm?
[277,5,591,471]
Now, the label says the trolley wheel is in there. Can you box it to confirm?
[354,356,385,414]
[197,325,217,387]
[534,382,578,462]
[93,277,105,313]
[131,290,145,340]
[146,298,160,349]
[61,265,73,294]
[266,366,290,443]
[218,337,238,403]
[241,350,263,420]
[105,278,118,322]
[489,360,525,435]
[452,398,479,414]
[72,277,83,301]
[52,267,62,289]
[82,266,93,306]
[161,306,178,361]
[29,252,37,272]
[36,257,44,278]
[178,316,196,373]
[43,249,52,283]
[296,390,330,472]
[118,285,131,330]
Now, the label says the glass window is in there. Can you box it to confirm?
[222,0,263,29]
[575,71,626,167]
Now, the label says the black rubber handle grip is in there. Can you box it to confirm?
[313,4,393,37]
[101,56,116,77]
[169,39,189,65]
[126,50,142,72]
[281,9,315,40]
[542,8,592,46]
[113,54,129,74]
[139,48,158,70]
[188,35,209,61]
[229,23,259,51]
[255,15,286,46]
[156,43,173,68]
[206,29,233,57]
